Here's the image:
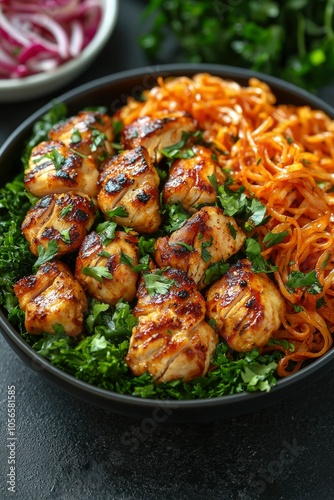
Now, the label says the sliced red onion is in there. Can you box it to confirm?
[0,0,103,79]
[27,57,60,73]
[18,43,57,64]
[0,48,17,74]
[69,20,84,57]
[22,13,70,59]
[9,14,61,57]
[0,7,30,46]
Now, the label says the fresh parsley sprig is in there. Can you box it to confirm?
[107,206,129,219]
[217,185,268,232]
[263,231,289,248]
[162,202,190,233]
[34,241,59,270]
[286,270,323,295]
[204,261,229,285]
[96,221,117,245]
[160,131,195,159]
[82,266,113,282]
[143,271,175,296]
[245,237,278,274]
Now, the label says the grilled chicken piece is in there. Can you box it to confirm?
[206,259,285,352]
[163,145,226,213]
[122,111,197,163]
[25,140,99,198]
[13,261,87,337]
[126,268,218,383]
[49,111,113,166]
[155,206,245,290]
[22,191,95,257]
[98,146,162,233]
[75,230,139,305]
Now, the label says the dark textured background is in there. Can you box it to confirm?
[1,2,334,499]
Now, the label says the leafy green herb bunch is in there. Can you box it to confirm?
[141,0,334,91]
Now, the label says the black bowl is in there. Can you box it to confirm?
[1,64,334,422]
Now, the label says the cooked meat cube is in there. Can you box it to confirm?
[24,140,99,198]
[126,268,218,383]
[206,259,285,352]
[22,191,95,257]
[98,146,161,233]
[155,206,245,289]
[75,230,139,305]
[163,145,226,213]
[122,112,197,163]
[13,261,87,337]
[49,111,113,166]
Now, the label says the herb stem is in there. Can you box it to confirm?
[325,0,334,39]
[296,13,306,59]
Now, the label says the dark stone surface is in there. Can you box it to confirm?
[1,331,334,500]
[1,1,334,499]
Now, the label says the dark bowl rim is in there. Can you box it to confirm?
[1,62,334,412]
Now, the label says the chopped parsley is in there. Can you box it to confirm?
[96,221,117,245]
[170,241,194,252]
[107,206,129,219]
[21,101,67,168]
[245,237,278,273]
[227,222,237,239]
[263,230,289,248]
[132,254,151,272]
[217,184,268,231]
[208,173,219,193]
[98,250,111,258]
[82,266,113,282]
[160,131,194,159]
[71,128,82,143]
[204,261,229,284]
[201,236,213,263]
[244,198,267,231]
[34,241,59,270]
[59,228,71,244]
[138,236,156,257]
[143,271,175,296]
[286,270,323,294]
[59,205,73,218]
[90,128,107,152]
[163,202,190,233]
[120,252,135,267]
[112,120,123,136]
[316,297,326,309]
[39,148,66,171]
[267,337,295,352]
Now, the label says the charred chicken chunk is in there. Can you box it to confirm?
[49,111,113,166]
[75,230,139,305]
[22,191,95,257]
[13,261,87,337]
[98,146,162,233]
[163,145,226,213]
[126,268,218,383]
[25,140,99,198]
[122,112,197,163]
[155,206,245,290]
[206,260,285,352]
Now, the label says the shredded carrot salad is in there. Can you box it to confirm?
[120,73,334,377]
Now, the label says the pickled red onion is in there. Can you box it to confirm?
[0,0,102,79]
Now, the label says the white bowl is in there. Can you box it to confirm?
[0,0,118,103]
